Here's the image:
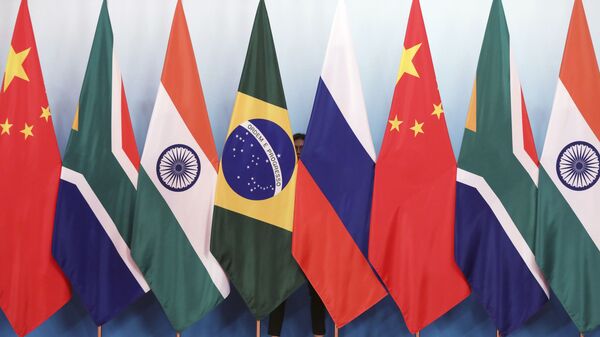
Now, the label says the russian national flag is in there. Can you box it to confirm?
[292,0,387,328]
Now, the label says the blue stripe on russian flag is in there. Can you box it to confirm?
[52,180,145,325]
[301,78,375,256]
[455,182,548,335]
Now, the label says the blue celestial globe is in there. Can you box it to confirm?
[222,119,296,200]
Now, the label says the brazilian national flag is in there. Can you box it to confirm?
[210,0,304,318]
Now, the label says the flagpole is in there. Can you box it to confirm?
[256,320,260,337]
[97,326,102,337]
[176,333,181,337]
[416,332,420,337]
[496,330,500,337]
[334,326,339,337]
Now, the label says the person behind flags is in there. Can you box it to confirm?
[268,133,327,337]
[131,0,230,332]
[369,0,470,333]
[0,1,71,335]
[210,0,305,319]
[292,0,387,328]
[536,0,600,333]
[454,0,549,335]
[52,0,149,326]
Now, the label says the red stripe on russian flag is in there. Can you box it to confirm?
[292,163,386,327]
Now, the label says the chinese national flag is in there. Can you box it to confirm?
[368,0,470,333]
[0,1,71,336]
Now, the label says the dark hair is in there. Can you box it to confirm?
[293,133,305,141]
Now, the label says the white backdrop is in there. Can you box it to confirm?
[0,0,599,157]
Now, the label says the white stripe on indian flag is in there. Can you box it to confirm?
[60,167,150,292]
[457,168,550,297]
[540,80,600,251]
[111,48,138,188]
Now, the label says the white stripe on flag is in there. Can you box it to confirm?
[510,52,538,185]
[457,168,549,297]
[320,0,376,162]
[60,167,150,292]
[540,80,600,251]
[111,49,138,188]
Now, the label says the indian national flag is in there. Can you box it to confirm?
[536,0,600,333]
[131,0,229,332]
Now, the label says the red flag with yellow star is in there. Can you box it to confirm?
[0,1,71,336]
[368,0,470,333]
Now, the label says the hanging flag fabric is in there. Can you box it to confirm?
[52,0,149,325]
[292,0,387,328]
[368,0,470,333]
[455,0,549,335]
[131,0,230,331]
[210,0,304,318]
[536,0,600,333]
[0,1,71,336]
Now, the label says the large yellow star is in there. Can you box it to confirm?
[40,106,52,122]
[3,46,31,92]
[432,103,444,119]
[397,43,421,81]
[1,118,12,135]
[409,120,424,137]
[388,115,403,132]
[20,123,33,140]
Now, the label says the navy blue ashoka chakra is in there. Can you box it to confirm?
[156,144,201,192]
[556,141,599,191]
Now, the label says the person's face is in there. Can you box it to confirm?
[294,138,304,160]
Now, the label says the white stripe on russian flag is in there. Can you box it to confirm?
[320,0,376,162]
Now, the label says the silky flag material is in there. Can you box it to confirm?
[536,0,600,332]
[52,0,149,325]
[455,1,549,335]
[0,2,71,336]
[292,0,387,328]
[210,0,304,318]
[369,0,470,333]
[131,0,230,331]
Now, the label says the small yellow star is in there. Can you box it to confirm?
[40,106,52,122]
[20,123,34,140]
[388,115,403,132]
[3,46,30,92]
[432,103,444,119]
[1,118,12,135]
[409,120,424,137]
[397,43,422,81]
